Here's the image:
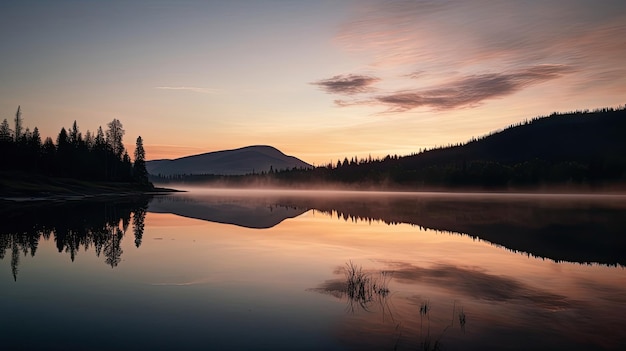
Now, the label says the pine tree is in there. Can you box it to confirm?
[14,106,22,142]
[30,127,41,149]
[69,121,82,147]
[133,136,150,187]
[0,119,12,142]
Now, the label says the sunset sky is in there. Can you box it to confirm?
[1,0,625,165]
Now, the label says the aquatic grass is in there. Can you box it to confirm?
[344,260,392,313]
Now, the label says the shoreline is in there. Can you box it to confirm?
[0,187,183,203]
[0,171,183,203]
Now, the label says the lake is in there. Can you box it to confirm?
[1,189,625,350]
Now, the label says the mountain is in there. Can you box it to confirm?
[149,107,626,188]
[146,145,312,176]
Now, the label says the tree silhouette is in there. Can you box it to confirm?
[133,136,150,187]
[0,119,12,142]
[13,106,22,142]
[69,120,81,146]
[30,127,41,149]
[106,118,125,158]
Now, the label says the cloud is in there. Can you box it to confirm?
[404,70,425,79]
[336,64,573,112]
[311,74,380,95]
[337,1,626,69]
[155,86,220,94]
[329,0,626,109]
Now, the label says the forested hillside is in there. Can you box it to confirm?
[156,107,626,190]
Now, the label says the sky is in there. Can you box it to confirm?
[1,0,625,165]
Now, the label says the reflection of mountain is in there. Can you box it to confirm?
[153,192,626,266]
[0,196,149,280]
[148,194,307,229]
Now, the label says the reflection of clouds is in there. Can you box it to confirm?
[575,279,626,304]
[313,259,626,349]
[311,279,346,299]
[388,262,573,310]
[150,277,214,286]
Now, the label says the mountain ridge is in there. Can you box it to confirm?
[146,145,312,176]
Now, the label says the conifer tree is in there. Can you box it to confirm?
[133,136,149,186]
[0,119,12,142]
[14,106,22,142]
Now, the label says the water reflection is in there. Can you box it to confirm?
[1,190,625,350]
[313,259,626,350]
[312,261,472,350]
[0,196,149,279]
[148,194,306,228]
[309,261,392,314]
[149,191,626,266]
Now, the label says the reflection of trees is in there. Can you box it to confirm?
[0,196,150,279]
[272,195,626,266]
[103,226,124,268]
[133,203,147,248]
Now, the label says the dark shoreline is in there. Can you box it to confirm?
[0,172,182,202]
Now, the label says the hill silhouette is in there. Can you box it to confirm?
[147,145,312,176]
[400,108,626,171]
[151,107,626,189]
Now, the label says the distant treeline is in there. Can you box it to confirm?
[1,106,151,188]
[152,106,626,190]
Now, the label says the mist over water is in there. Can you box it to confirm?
[1,189,625,350]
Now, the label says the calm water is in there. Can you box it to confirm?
[1,189,626,350]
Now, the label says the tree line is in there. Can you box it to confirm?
[152,106,626,190]
[1,106,151,188]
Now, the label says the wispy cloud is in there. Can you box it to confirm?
[326,0,626,112]
[337,1,626,70]
[155,86,220,94]
[311,74,380,95]
[335,64,573,112]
